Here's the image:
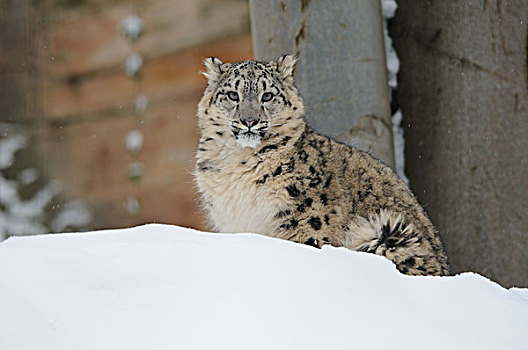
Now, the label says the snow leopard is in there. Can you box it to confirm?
[194,54,449,276]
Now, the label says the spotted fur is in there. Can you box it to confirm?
[194,55,449,276]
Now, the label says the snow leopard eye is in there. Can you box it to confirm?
[261,92,273,102]
[227,91,239,102]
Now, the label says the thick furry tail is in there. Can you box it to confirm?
[344,210,443,276]
[345,209,417,253]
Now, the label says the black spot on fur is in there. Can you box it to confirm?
[324,175,332,188]
[214,91,222,102]
[392,221,402,235]
[216,131,223,136]
[204,137,214,142]
[304,237,319,248]
[296,198,312,213]
[251,159,263,170]
[308,139,318,150]
[198,148,207,152]
[324,215,330,225]
[197,160,212,171]
[319,193,328,205]
[398,266,409,274]
[286,184,301,197]
[280,136,291,146]
[273,166,282,176]
[402,257,416,268]
[283,157,295,173]
[257,144,278,154]
[308,176,322,188]
[275,209,291,218]
[378,220,409,249]
[308,216,322,230]
[280,218,299,230]
[279,94,287,104]
[379,223,394,247]
[298,149,309,163]
[342,159,348,174]
[256,174,269,184]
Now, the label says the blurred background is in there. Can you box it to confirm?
[1,0,252,235]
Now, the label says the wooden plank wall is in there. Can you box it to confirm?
[7,0,253,231]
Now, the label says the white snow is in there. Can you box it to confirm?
[18,168,39,185]
[124,129,144,154]
[381,0,398,18]
[124,53,143,77]
[50,200,92,233]
[8,180,62,218]
[381,0,408,184]
[1,224,527,350]
[120,15,145,42]
[0,135,27,169]
[0,176,62,238]
[134,94,149,115]
[392,110,409,184]
[381,0,399,91]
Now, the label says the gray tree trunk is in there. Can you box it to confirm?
[249,0,395,168]
[392,1,528,287]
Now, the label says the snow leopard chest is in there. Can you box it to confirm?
[199,169,283,235]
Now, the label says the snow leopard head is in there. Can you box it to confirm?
[198,54,304,149]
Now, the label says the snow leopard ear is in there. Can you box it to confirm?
[275,53,298,83]
[201,57,230,86]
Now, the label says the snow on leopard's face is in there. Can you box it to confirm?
[201,55,299,149]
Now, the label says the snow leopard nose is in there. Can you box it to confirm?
[241,118,259,129]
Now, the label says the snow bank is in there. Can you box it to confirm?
[1,224,527,350]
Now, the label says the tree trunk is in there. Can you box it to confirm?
[249,0,395,168]
[392,1,528,287]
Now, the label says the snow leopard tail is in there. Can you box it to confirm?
[344,209,446,276]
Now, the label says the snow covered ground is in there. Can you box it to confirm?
[1,224,527,350]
